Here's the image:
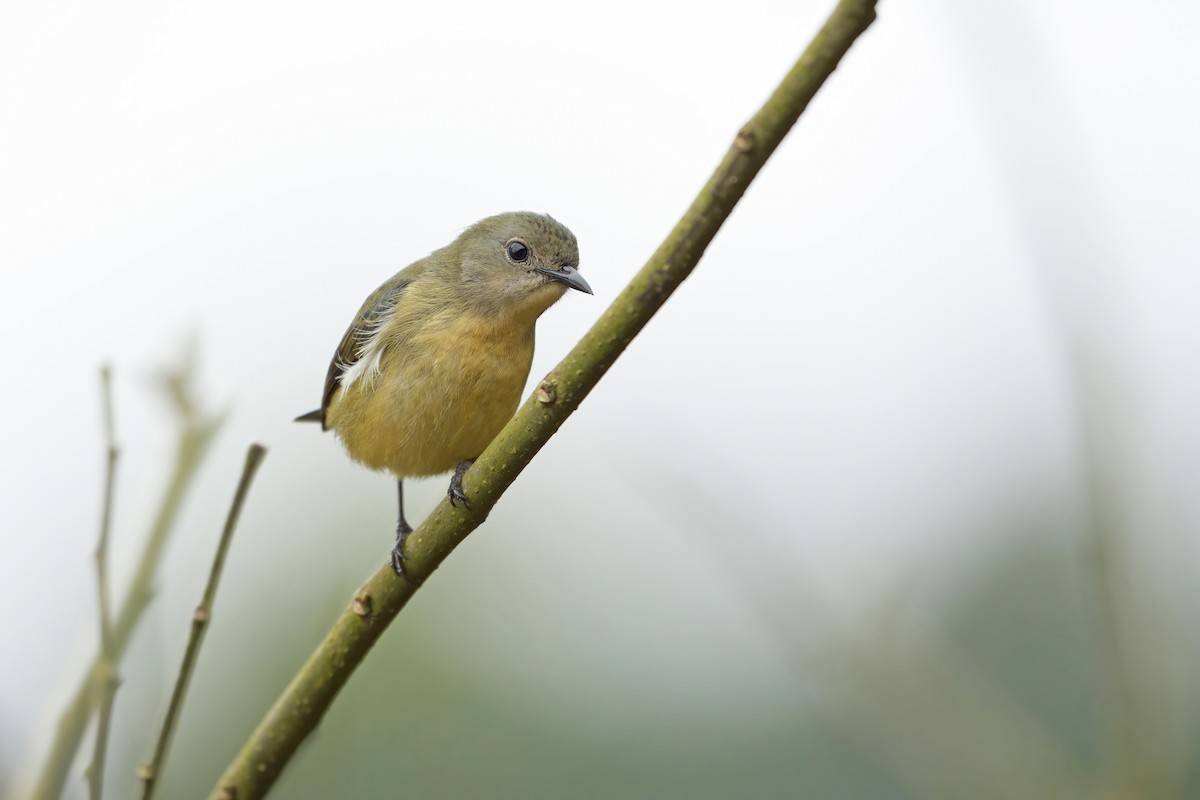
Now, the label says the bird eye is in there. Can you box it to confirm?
[506,240,529,263]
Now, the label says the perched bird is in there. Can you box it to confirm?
[296,211,591,575]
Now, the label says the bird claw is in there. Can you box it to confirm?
[448,460,473,509]
[391,521,412,577]
[448,481,471,509]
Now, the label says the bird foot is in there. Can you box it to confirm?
[391,520,413,576]
[448,460,473,509]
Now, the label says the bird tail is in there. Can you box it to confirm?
[294,409,323,423]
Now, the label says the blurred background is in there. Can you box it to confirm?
[2,0,1197,797]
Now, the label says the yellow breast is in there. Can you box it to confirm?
[325,310,535,478]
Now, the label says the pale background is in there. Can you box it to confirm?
[2,0,1197,797]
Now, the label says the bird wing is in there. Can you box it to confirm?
[300,277,413,430]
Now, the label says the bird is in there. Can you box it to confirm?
[296,211,591,575]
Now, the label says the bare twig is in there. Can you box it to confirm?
[139,444,267,800]
[84,367,120,800]
[29,352,225,800]
[209,2,878,797]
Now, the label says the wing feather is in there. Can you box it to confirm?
[313,278,411,429]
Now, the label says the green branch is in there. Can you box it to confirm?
[210,2,878,797]
[140,444,267,800]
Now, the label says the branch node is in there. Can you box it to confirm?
[352,594,373,617]
[535,382,557,404]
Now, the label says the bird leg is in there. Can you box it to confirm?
[447,459,473,509]
[391,479,412,576]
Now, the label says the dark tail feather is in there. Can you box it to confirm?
[294,409,323,424]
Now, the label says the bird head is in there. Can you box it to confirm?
[454,211,591,320]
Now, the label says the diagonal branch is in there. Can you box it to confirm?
[139,444,267,800]
[210,2,878,797]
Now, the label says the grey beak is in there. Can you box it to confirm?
[535,265,593,295]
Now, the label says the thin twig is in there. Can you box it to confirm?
[209,2,878,797]
[140,444,267,800]
[29,352,224,800]
[85,366,120,800]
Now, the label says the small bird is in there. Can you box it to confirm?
[296,212,591,575]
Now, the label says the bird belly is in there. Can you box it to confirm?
[326,314,534,478]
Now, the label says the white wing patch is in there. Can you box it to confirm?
[337,289,402,395]
[338,340,384,394]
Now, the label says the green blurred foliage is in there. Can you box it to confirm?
[9,499,1195,799]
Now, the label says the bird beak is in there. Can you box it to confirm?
[534,265,593,295]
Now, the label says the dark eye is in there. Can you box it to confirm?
[507,240,529,263]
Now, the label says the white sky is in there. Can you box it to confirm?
[1,0,1198,789]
